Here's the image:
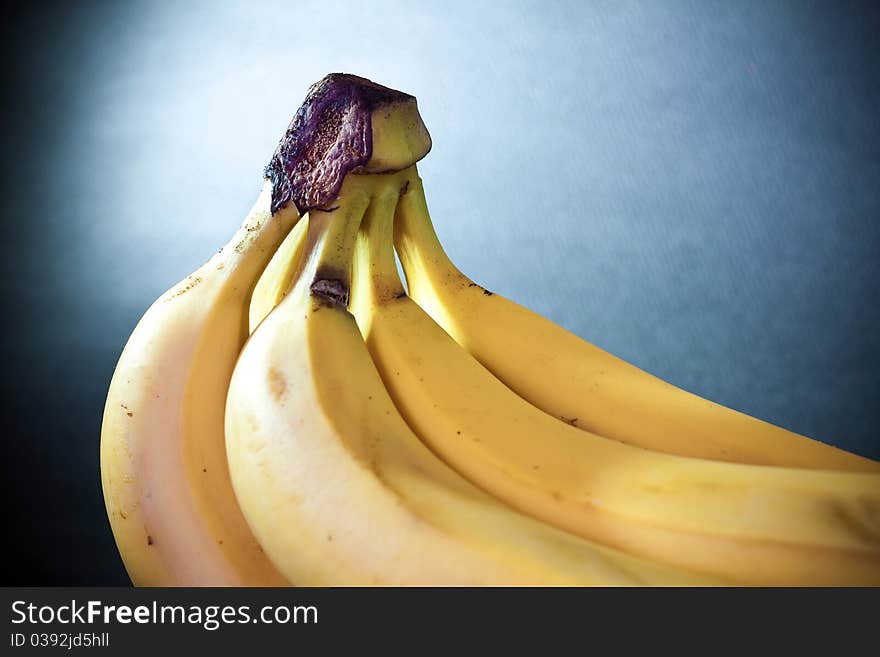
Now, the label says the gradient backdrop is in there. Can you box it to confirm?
[2,0,878,585]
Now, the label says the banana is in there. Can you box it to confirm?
[392,176,880,472]
[108,70,878,588]
[248,214,311,334]
[227,171,725,586]
[102,72,432,585]
[349,167,880,586]
[100,182,294,586]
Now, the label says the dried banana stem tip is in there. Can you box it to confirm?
[265,73,432,215]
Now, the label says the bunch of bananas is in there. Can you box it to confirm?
[101,74,880,586]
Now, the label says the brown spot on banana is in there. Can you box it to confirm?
[310,277,350,307]
[267,367,287,402]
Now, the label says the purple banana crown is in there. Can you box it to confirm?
[265,73,415,215]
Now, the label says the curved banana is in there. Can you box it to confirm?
[228,172,724,586]
[108,71,878,588]
[392,176,880,472]
[101,72,431,585]
[100,182,294,586]
[349,168,880,586]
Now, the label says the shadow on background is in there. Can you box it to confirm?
[1,0,878,585]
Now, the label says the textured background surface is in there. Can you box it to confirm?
[1,0,878,584]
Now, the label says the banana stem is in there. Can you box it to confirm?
[364,183,407,299]
[349,169,421,327]
[292,177,371,307]
[393,173,460,287]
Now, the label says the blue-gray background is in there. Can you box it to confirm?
[1,0,878,584]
